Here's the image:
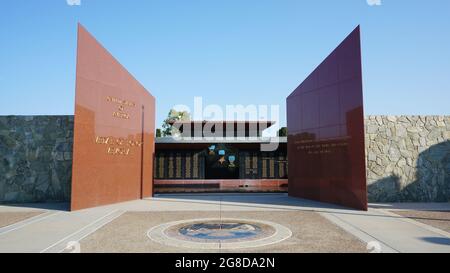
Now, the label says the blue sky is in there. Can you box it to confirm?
[1,0,449,128]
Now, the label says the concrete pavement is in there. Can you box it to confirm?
[0,193,449,253]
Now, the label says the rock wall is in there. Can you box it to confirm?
[0,116,73,203]
[366,116,450,202]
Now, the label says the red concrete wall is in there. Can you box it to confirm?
[287,26,367,210]
[71,24,155,211]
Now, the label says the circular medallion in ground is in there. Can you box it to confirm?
[168,220,275,243]
[147,218,292,250]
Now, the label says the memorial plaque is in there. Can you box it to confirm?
[175,153,182,178]
[278,155,285,178]
[262,157,268,178]
[71,24,155,211]
[193,153,199,178]
[287,26,367,210]
[185,152,192,179]
[168,153,174,178]
[158,153,165,179]
[269,154,275,178]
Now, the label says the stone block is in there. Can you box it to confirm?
[387,116,397,122]
[55,152,64,161]
[4,192,19,202]
[367,124,378,134]
[368,152,376,162]
[395,125,407,137]
[64,152,72,161]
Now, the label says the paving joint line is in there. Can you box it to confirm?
[0,211,63,236]
[321,211,400,253]
[40,209,120,253]
[380,209,450,238]
[59,210,125,253]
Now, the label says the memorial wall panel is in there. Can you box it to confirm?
[71,24,155,211]
[238,151,288,180]
[154,149,287,180]
[287,26,367,210]
[154,151,205,180]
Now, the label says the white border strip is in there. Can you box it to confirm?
[379,209,450,238]
[40,209,123,253]
[319,212,398,253]
[0,211,62,236]
[58,210,125,253]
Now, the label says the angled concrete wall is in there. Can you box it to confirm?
[70,24,156,211]
[287,26,367,210]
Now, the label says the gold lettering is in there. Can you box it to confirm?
[107,147,131,156]
[96,135,141,156]
[106,96,136,107]
[112,111,130,119]
[106,96,136,120]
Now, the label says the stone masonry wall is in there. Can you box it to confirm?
[0,116,73,203]
[366,116,450,202]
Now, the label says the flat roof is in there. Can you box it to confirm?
[155,136,287,144]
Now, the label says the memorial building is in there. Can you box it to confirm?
[153,121,288,193]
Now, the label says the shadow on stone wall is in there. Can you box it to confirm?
[368,140,450,202]
[0,116,74,204]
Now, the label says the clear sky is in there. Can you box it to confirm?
[1,0,449,129]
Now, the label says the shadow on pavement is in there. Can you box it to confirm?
[421,237,450,246]
[0,202,69,211]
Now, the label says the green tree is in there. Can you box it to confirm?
[162,109,191,136]
[155,128,162,138]
[278,127,288,137]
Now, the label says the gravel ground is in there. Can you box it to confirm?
[0,211,44,228]
[391,210,450,233]
[80,211,367,253]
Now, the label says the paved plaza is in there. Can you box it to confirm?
[0,194,449,253]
